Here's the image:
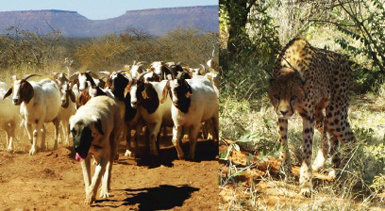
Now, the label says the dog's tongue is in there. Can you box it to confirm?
[75,153,84,162]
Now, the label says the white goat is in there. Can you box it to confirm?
[4,74,62,155]
[107,72,142,157]
[162,77,219,160]
[57,82,77,146]
[129,79,173,157]
[69,71,105,104]
[130,61,146,79]
[0,82,20,151]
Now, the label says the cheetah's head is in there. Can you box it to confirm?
[268,71,305,119]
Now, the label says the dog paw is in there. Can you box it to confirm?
[84,193,95,205]
[99,189,110,198]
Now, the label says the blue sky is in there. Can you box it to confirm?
[0,0,218,20]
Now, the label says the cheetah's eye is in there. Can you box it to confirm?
[290,96,297,103]
[273,95,280,100]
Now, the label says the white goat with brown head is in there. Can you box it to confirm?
[57,81,77,146]
[4,74,62,155]
[0,82,20,152]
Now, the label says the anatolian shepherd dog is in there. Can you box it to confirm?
[69,96,123,205]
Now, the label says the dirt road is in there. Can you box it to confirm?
[0,130,218,210]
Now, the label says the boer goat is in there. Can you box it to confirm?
[128,78,173,157]
[130,61,146,79]
[0,82,20,151]
[149,61,174,80]
[106,71,142,157]
[69,71,105,104]
[57,81,77,146]
[76,77,111,108]
[162,77,219,160]
[4,74,62,155]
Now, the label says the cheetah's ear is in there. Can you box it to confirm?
[294,69,306,85]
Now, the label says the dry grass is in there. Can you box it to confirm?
[219,92,385,210]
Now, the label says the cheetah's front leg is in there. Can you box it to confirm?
[312,101,329,172]
[300,114,314,197]
[277,118,291,177]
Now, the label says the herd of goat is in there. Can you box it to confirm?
[0,59,219,204]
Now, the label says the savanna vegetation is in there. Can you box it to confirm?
[0,27,218,83]
[0,26,218,156]
[219,0,385,209]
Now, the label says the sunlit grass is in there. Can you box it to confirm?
[220,92,385,210]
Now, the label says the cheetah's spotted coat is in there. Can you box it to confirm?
[268,38,356,196]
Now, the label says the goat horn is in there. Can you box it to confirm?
[137,72,147,81]
[23,74,41,80]
[69,72,79,81]
[99,71,111,76]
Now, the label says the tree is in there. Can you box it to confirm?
[220,0,257,54]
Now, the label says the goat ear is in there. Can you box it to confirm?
[141,89,149,100]
[21,81,34,103]
[106,76,112,88]
[94,118,104,136]
[52,72,59,79]
[3,87,12,100]
[186,82,192,98]
[185,85,192,98]
[160,81,170,104]
[85,72,96,87]
[180,79,192,98]
[98,79,106,88]
[69,90,76,102]
[87,71,99,79]
[124,81,132,98]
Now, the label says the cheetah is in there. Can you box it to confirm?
[268,38,356,196]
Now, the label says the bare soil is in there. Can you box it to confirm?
[0,127,219,210]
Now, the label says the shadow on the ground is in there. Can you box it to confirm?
[133,139,218,168]
[121,184,199,210]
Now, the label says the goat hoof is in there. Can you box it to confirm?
[124,149,132,157]
[29,148,37,155]
[177,154,184,160]
[187,154,195,161]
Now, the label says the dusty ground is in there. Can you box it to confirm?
[0,126,218,210]
[219,139,385,210]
